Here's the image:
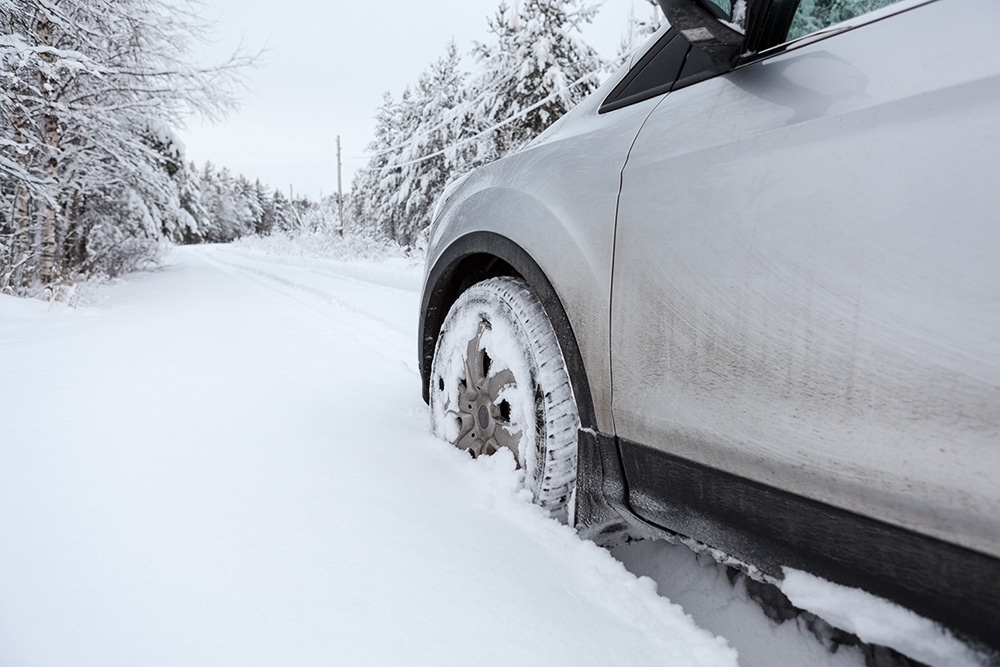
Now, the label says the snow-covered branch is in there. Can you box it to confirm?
[351,0,607,248]
[0,0,256,291]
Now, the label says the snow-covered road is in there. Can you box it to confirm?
[0,245,735,666]
[0,244,941,666]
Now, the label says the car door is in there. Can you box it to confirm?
[610,0,1000,559]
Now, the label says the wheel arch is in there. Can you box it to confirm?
[419,231,597,431]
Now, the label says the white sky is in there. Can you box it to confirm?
[177,1,657,199]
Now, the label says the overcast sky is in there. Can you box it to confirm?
[177,1,655,199]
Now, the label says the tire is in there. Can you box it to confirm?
[429,277,581,518]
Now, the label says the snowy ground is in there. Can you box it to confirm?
[0,244,975,666]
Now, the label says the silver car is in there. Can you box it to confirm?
[418,0,999,652]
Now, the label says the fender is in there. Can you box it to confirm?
[419,230,597,431]
[420,231,640,553]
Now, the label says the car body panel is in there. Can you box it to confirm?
[611,0,1000,558]
[424,71,661,434]
[420,0,1000,648]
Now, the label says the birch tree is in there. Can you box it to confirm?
[1,0,249,292]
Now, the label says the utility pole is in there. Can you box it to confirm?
[336,135,345,236]
[289,183,302,228]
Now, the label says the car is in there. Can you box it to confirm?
[418,0,999,654]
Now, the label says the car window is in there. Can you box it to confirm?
[700,0,735,19]
[600,0,907,113]
[787,0,904,40]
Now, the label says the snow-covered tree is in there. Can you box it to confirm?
[395,42,474,245]
[265,188,297,234]
[352,42,475,247]
[353,92,416,244]
[174,160,206,244]
[0,0,249,292]
[353,1,606,247]
[250,180,274,235]
[199,163,237,242]
[469,0,605,162]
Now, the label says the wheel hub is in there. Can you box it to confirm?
[443,319,523,461]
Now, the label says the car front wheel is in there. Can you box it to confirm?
[429,277,580,519]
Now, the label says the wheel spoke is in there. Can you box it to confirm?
[486,368,516,398]
[443,410,474,444]
[493,425,523,463]
[463,320,489,389]
[455,427,481,456]
[456,411,475,437]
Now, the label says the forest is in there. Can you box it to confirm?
[0,0,889,296]
[0,0,661,295]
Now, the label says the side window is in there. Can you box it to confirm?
[787,0,904,41]
[700,0,738,20]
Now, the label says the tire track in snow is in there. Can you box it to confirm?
[212,245,421,292]
[187,245,421,371]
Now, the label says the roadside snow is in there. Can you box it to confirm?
[781,569,985,667]
[615,540,869,667]
[0,245,736,667]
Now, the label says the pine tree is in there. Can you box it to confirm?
[384,42,473,246]
[252,180,272,235]
[470,0,605,162]
[175,161,206,244]
[268,189,296,233]
[352,2,606,247]
[352,42,478,247]
[351,91,409,243]
[235,176,264,236]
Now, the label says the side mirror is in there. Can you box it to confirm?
[657,0,746,66]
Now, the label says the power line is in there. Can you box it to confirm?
[357,65,621,174]
[356,47,635,172]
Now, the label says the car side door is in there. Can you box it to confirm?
[610,0,1000,560]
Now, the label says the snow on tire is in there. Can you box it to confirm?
[430,277,581,518]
